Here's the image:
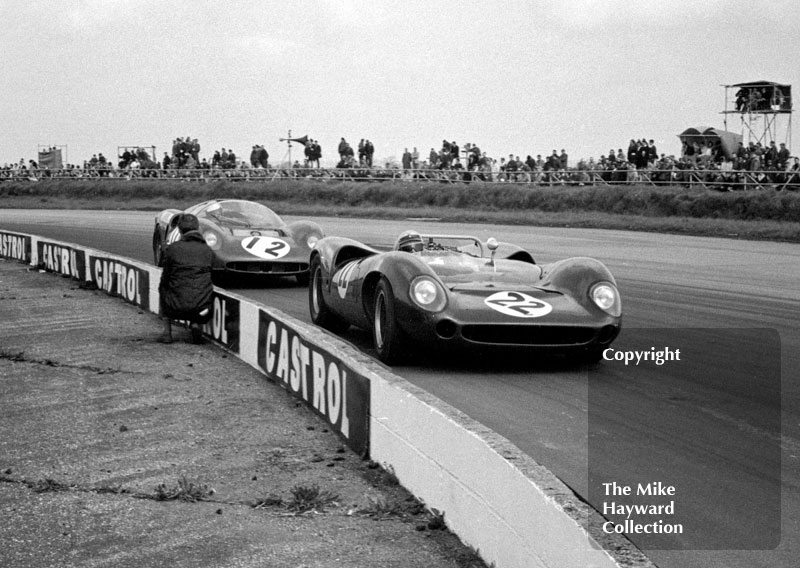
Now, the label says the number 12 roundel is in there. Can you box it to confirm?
[484,291,553,318]
[241,236,291,259]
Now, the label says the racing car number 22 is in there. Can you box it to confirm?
[485,291,553,318]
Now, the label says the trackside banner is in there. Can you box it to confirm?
[0,231,32,263]
[37,240,86,280]
[87,254,150,310]
[201,291,240,354]
[256,310,370,455]
[38,148,63,169]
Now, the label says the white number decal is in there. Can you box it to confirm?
[335,261,359,299]
[485,291,553,318]
[241,237,290,259]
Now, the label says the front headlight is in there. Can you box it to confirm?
[307,235,320,249]
[590,282,621,316]
[410,276,447,312]
[203,231,220,249]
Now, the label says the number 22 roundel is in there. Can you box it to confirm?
[241,236,290,259]
[484,291,553,318]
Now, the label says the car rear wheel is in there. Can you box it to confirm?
[373,278,409,364]
[309,257,349,333]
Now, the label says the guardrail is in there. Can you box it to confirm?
[3,166,799,190]
[0,227,657,568]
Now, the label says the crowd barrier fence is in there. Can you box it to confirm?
[2,165,799,190]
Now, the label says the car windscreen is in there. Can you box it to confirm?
[421,236,484,257]
[200,201,283,229]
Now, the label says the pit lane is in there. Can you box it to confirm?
[2,209,798,568]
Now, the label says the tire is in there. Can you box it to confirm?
[372,278,409,365]
[152,228,164,266]
[309,257,349,333]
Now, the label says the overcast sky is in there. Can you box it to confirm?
[1,0,797,167]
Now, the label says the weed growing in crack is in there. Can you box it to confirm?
[94,484,131,495]
[250,494,284,509]
[356,494,411,519]
[0,350,26,362]
[30,478,74,493]
[155,475,215,502]
[287,484,339,513]
[427,507,446,530]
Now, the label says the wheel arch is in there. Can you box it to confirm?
[361,271,385,320]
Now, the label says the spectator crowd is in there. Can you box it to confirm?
[2,133,797,190]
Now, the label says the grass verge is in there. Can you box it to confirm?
[2,178,800,242]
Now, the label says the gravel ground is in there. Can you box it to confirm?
[0,258,486,568]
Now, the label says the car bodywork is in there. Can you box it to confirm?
[153,199,323,283]
[309,232,621,364]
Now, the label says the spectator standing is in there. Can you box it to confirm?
[748,151,762,172]
[765,141,778,169]
[735,142,746,168]
[505,155,517,180]
[467,145,480,169]
[636,140,649,170]
[365,140,375,167]
[627,140,637,163]
[429,148,439,169]
[559,149,569,170]
[310,140,321,168]
[777,143,790,170]
[411,147,419,170]
[648,140,658,166]
[547,150,559,171]
[402,148,412,172]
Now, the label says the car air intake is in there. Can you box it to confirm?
[461,325,596,346]
[226,262,307,274]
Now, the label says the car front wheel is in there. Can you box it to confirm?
[373,278,409,364]
[152,228,164,266]
[309,256,349,334]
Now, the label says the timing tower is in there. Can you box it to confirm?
[721,80,792,147]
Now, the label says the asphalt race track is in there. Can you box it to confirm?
[2,209,798,568]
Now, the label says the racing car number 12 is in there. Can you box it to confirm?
[485,291,553,318]
[241,236,290,260]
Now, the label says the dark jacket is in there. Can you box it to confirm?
[159,230,214,322]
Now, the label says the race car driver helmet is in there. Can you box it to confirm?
[395,230,424,253]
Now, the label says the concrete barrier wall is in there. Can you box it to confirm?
[0,229,655,568]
